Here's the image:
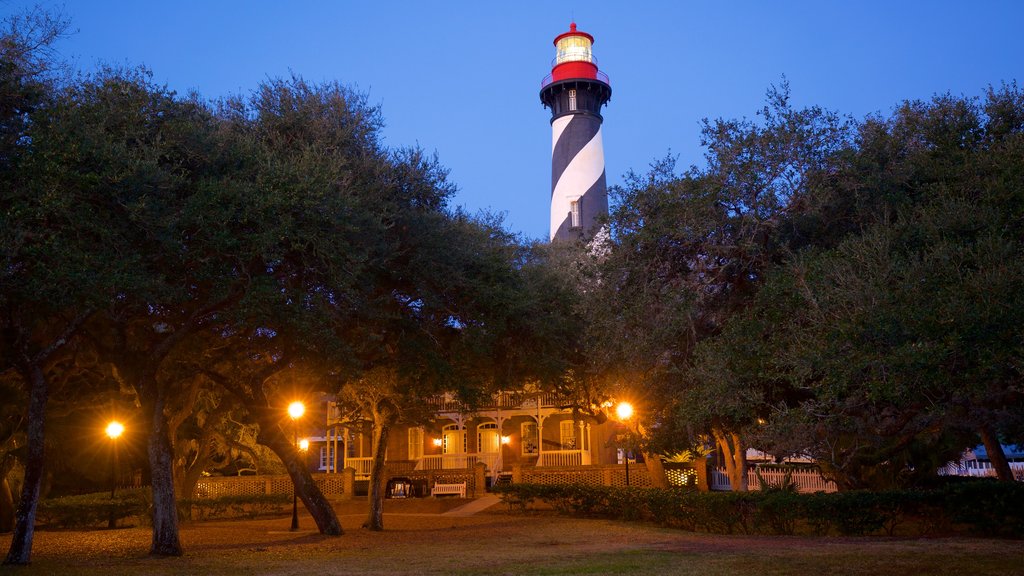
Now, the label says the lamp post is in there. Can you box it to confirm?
[288,401,305,531]
[615,402,634,486]
[105,421,124,528]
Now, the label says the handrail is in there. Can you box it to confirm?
[541,70,611,90]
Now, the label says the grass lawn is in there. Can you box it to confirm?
[1,499,1021,575]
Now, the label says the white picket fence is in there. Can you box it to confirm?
[710,467,838,493]
[938,461,1024,481]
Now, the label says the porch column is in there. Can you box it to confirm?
[537,415,546,466]
[342,427,349,471]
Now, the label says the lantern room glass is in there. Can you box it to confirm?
[555,35,593,65]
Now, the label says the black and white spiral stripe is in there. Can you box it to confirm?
[550,113,607,241]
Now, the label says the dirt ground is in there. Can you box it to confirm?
[2,497,1022,576]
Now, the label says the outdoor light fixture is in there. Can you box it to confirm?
[432,438,443,447]
[105,420,124,528]
[501,435,511,445]
[288,401,305,531]
[105,421,124,440]
[615,401,634,421]
[299,439,309,451]
[614,402,635,487]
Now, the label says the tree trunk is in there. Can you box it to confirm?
[0,472,13,533]
[633,422,669,489]
[211,367,344,538]
[262,426,343,536]
[979,425,1014,482]
[365,420,391,531]
[640,452,669,488]
[142,384,183,556]
[713,428,748,492]
[3,363,47,565]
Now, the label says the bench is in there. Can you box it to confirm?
[431,482,466,498]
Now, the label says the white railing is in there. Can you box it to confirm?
[423,390,571,413]
[537,450,591,467]
[414,452,500,473]
[711,467,838,493]
[344,457,373,479]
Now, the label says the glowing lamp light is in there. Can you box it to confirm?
[105,421,125,440]
[288,401,305,420]
[615,402,634,421]
[501,435,511,445]
[299,439,309,451]
[432,438,443,447]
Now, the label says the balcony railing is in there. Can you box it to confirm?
[414,452,500,475]
[424,391,572,413]
[540,70,611,90]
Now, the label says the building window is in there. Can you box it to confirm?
[521,422,538,455]
[319,445,336,471]
[408,427,423,460]
[568,89,577,111]
[570,200,581,228]
[560,421,577,450]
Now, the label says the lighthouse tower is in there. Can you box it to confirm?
[540,22,612,242]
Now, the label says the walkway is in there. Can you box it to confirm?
[440,494,502,517]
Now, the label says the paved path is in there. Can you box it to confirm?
[440,494,502,517]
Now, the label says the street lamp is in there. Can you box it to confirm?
[615,402,634,486]
[105,421,124,528]
[288,401,304,531]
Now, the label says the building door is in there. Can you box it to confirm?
[560,421,577,450]
[477,423,499,453]
[442,424,465,454]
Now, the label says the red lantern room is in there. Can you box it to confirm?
[552,23,600,83]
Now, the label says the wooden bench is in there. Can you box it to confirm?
[431,482,466,498]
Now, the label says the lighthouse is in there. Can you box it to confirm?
[540,22,612,242]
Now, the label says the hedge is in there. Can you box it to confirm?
[34,490,291,529]
[493,479,1024,538]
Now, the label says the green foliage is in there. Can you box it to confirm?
[180,494,290,522]
[35,489,149,529]
[33,489,292,529]
[940,479,1024,537]
[498,480,1024,538]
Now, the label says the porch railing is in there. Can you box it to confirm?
[537,449,591,467]
[414,452,500,474]
[343,457,373,479]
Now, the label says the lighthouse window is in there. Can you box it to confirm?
[556,36,593,65]
[568,89,577,111]
[570,200,581,228]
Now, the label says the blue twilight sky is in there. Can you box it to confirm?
[4,1,1022,240]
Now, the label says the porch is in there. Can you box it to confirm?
[340,449,593,480]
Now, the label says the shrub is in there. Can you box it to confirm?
[940,479,1024,537]
[495,478,1024,539]
[35,489,292,529]
[36,489,148,529]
